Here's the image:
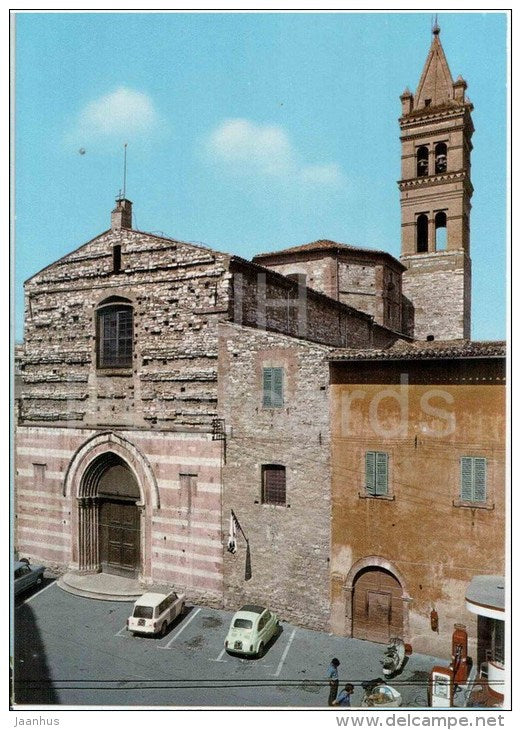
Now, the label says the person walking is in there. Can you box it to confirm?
[327,658,340,706]
[333,683,355,707]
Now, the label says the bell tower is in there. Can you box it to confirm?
[399,22,473,340]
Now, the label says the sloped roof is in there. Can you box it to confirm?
[253,239,404,269]
[329,339,506,362]
[414,31,455,110]
[24,227,232,285]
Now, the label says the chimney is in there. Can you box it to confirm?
[111,197,132,230]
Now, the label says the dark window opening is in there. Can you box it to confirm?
[435,142,447,173]
[424,98,431,107]
[97,303,133,368]
[416,146,429,177]
[416,214,428,253]
[262,464,286,505]
[113,245,122,273]
[286,272,307,286]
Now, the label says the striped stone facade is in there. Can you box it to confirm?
[15,426,225,602]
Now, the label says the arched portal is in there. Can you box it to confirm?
[344,557,411,644]
[352,567,403,643]
[63,431,159,578]
[79,452,141,577]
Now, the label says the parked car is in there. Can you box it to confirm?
[14,559,45,596]
[127,590,185,636]
[224,604,280,657]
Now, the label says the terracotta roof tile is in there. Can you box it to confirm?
[329,339,506,361]
[253,239,403,266]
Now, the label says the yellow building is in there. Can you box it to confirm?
[330,340,505,658]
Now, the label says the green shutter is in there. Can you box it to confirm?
[473,458,487,502]
[263,367,283,407]
[365,452,376,495]
[375,452,388,495]
[262,368,273,407]
[460,457,473,501]
[272,368,283,407]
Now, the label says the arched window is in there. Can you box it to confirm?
[416,146,429,177]
[96,297,133,368]
[416,214,428,253]
[435,211,447,250]
[435,142,447,173]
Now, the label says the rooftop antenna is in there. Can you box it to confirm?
[123,143,128,198]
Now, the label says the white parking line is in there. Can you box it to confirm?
[16,580,56,606]
[209,646,228,663]
[273,628,296,677]
[115,625,128,637]
[158,607,201,649]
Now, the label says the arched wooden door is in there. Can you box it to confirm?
[99,499,140,577]
[352,567,403,643]
[98,460,140,577]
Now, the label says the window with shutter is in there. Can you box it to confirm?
[375,453,388,496]
[365,452,376,495]
[262,367,284,408]
[262,464,286,505]
[460,456,487,503]
[365,451,389,496]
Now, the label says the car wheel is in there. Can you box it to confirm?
[258,642,265,658]
[160,622,167,637]
[36,576,43,585]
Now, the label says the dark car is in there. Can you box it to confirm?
[14,559,45,596]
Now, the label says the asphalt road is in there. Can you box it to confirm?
[14,581,448,708]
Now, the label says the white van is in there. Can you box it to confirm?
[127,590,185,636]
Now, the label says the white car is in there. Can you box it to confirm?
[127,590,185,636]
[224,605,280,657]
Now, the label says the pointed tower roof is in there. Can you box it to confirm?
[413,25,455,110]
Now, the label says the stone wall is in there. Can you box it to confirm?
[229,259,390,349]
[218,322,333,629]
[401,251,471,341]
[22,229,232,428]
[258,255,337,299]
[255,251,405,332]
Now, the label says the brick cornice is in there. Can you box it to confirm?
[398,170,473,194]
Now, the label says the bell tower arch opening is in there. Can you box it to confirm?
[399,23,473,340]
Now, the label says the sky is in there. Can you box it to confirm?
[13,10,508,342]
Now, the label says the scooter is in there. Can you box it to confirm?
[381,637,406,678]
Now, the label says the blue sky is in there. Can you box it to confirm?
[13,11,508,342]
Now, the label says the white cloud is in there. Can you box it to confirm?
[68,87,161,143]
[205,118,345,186]
[299,163,345,186]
